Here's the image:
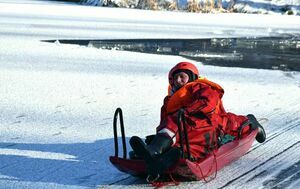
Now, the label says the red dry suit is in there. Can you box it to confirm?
[156,77,250,159]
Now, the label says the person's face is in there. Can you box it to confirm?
[174,72,189,88]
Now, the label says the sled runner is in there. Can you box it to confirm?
[109,107,262,183]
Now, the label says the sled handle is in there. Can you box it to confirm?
[177,109,192,160]
[113,108,127,159]
[237,119,251,139]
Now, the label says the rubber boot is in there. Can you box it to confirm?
[146,147,181,182]
[129,150,140,159]
[145,134,156,145]
[129,134,156,159]
[129,134,180,181]
[247,114,266,143]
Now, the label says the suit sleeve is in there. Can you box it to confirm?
[160,95,170,121]
[185,83,220,115]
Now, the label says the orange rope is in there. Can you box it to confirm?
[150,174,180,188]
[196,151,218,182]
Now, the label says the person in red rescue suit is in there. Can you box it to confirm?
[130,61,266,180]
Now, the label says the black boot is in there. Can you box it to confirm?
[247,114,266,143]
[129,150,140,159]
[146,147,181,182]
[128,134,157,159]
[129,134,180,181]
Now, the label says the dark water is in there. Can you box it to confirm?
[43,36,300,71]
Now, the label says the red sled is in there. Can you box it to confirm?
[109,108,259,181]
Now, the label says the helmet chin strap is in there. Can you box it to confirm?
[170,85,180,96]
[171,81,189,94]
[189,73,197,82]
